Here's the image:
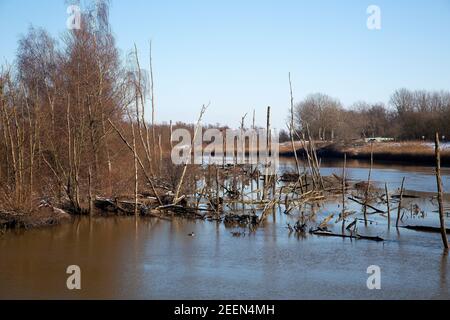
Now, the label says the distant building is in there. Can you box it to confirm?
[364,137,394,143]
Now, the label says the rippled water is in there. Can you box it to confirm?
[1,159,449,299]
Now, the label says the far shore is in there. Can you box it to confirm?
[278,140,450,166]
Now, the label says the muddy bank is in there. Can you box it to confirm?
[0,205,71,230]
[279,142,450,166]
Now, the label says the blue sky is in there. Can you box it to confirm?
[1,0,450,129]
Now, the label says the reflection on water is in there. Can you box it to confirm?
[1,159,450,299]
[441,252,449,297]
[1,213,449,299]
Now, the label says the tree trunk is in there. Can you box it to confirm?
[435,132,449,249]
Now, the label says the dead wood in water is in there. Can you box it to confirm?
[363,143,374,226]
[402,225,450,234]
[263,106,271,200]
[174,104,208,204]
[280,172,300,182]
[435,132,449,249]
[391,194,419,199]
[0,204,71,229]
[341,153,347,231]
[396,177,405,228]
[319,213,334,229]
[94,196,193,220]
[310,229,384,242]
[347,197,384,214]
[288,73,302,193]
[385,182,391,228]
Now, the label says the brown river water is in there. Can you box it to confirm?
[1,158,449,299]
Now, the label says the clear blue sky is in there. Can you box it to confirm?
[1,0,450,129]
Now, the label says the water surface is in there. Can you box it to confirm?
[1,159,449,299]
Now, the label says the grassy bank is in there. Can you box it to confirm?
[280,141,450,166]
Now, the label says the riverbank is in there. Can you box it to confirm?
[0,204,71,230]
[279,141,450,166]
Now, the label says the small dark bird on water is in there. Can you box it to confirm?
[188,232,195,237]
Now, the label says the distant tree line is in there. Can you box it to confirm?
[280,90,450,142]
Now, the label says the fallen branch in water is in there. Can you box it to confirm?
[402,225,450,234]
[348,196,385,214]
[310,229,384,242]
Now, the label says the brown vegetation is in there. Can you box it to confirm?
[0,2,199,227]
[319,141,450,165]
